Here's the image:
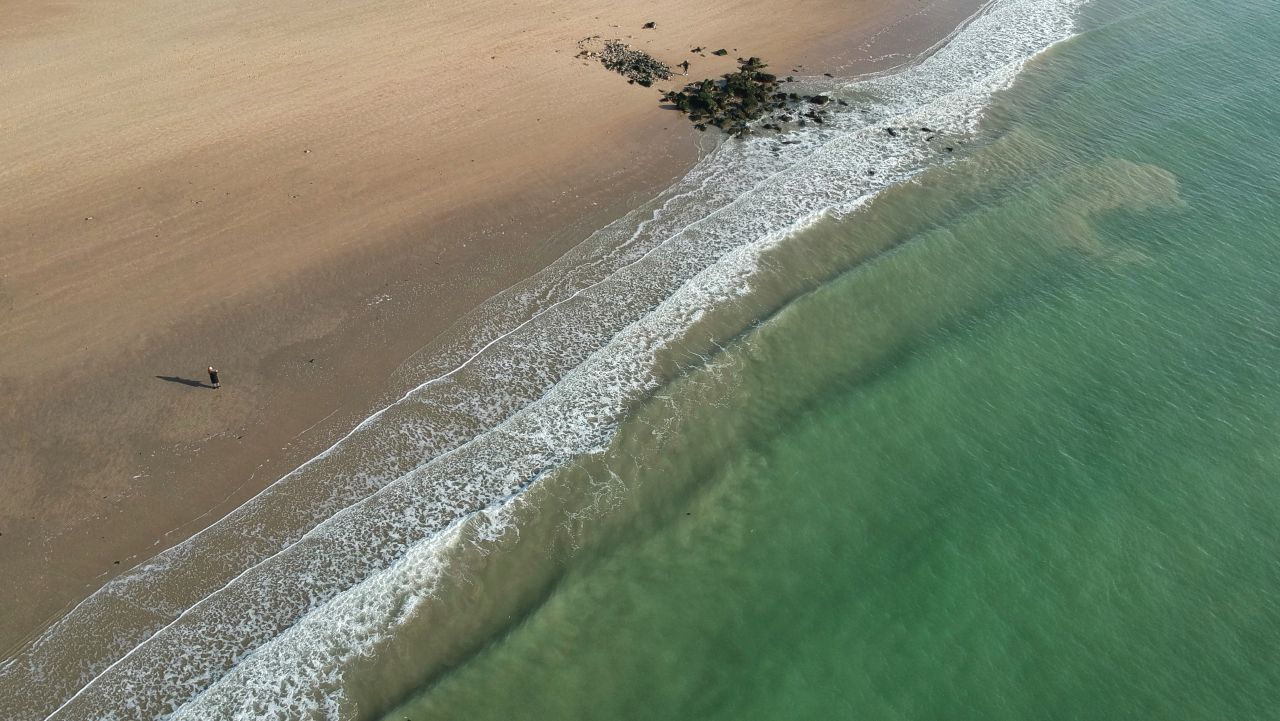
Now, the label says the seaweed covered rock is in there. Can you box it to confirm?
[660,57,826,137]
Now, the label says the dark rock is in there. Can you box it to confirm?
[661,57,786,134]
[946,146,954,152]
[823,72,834,77]
[885,127,898,137]
[658,55,843,137]
[712,48,728,56]
[642,21,656,29]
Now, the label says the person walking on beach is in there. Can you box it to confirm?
[208,366,221,389]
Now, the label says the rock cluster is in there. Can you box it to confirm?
[660,57,841,137]
[575,38,871,140]
[576,36,672,87]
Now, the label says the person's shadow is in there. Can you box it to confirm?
[155,375,212,389]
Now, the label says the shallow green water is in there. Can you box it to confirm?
[383,0,1280,717]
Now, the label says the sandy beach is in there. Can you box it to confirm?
[0,0,980,655]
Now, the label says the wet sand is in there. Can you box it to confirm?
[0,0,981,653]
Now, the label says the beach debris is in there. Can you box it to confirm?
[823,72,834,77]
[576,36,672,87]
[712,48,729,56]
[642,21,656,29]
[691,46,704,54]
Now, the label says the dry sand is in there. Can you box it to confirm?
[0,0,981,653]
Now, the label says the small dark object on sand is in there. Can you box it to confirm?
[823,72,834,77]
[642,21,656,28]
[208,366,221,388]
[712,48,728,56]
[885,127,898,137]
[946,146,954,152]
[679,60,689,73]
[867,169,876,175]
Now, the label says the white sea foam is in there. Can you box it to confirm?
[0,0,1085,717]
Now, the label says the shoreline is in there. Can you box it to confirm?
[0,0,983,666]
[145,0,1088,712]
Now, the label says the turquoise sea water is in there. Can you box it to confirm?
[381,0,1280,717]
